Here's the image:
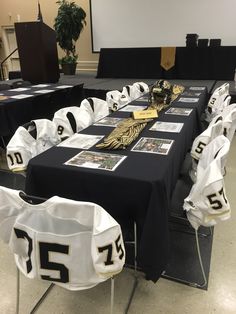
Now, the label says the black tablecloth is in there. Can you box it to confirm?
[97,47,236,80]
[25,86,207,282]
[0,83,84,137]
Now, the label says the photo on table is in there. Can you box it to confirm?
[64,150,127,171]
[94,117,124,127]
[131,137,174,155]
[165,107,193,116]
[177,97,199,103]
[120,105,147,112]
[58,134,104,149]
[149,121,184,133]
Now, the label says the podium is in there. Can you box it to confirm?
[15,21,60,83]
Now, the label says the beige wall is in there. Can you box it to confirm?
[0,0,99,71]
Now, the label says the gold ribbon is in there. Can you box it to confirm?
[161,47,176,71]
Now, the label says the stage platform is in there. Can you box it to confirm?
[58,72,217,100]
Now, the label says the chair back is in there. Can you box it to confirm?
[80,97,109,122]
[221,103,236,142]
[184,135,231,230]
[190,117,224,181]
[53,106,93,140]
[0,186,125,290]
[205,82,230,122]
[106,90,129,111]
[6,119,60,171]
[132,82,149,98]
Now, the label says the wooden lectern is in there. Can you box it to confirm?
[15,21,60,83]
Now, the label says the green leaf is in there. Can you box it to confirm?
[54,0,86,58]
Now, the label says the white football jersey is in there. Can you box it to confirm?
[184,135,231,230]
[106,90,129,111]
[205,83,230,122]
[190,117,224,182]
[6,119,60,171]
[221,104,236,142]
[80,98,109,122]
[53,106,93,140]
[121,85,133,102]
[121,83,149,103]
[0,186,125,290]
[132,82,149,98]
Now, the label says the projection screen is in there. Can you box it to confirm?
[90,0,236,52]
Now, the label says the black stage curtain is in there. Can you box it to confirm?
[97,47,236,80]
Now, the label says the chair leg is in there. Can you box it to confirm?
[124,222,139,314]
[161,228,208,289]
[16,267,20,314]
[194,229,207,288]
[30,284,55,314]
[110,277,114,314]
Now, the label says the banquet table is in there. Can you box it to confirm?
[25,85,207,282]
[0,83,83,137]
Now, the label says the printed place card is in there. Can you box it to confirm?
[133,109,158,119]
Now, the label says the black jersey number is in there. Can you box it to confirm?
[98,234,125,266]
[206,187,228,210]
[14,228,33,273]
[39,242,69,283]
[210,97,216,105]
[195,141,206,154]
[13,228,69,283]
[7,152,23,166]
[57,125,64,135]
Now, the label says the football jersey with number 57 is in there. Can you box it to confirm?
[184,135,231,230]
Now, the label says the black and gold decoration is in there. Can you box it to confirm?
[96,117,152,150]
[96,80,184,150]
[149,79,185,108]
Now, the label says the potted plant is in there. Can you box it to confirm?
[54,0,86,75]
